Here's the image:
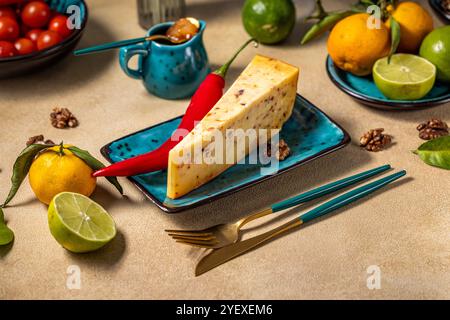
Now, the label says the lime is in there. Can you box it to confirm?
[48,192,116,253]
[373,54,436,100]
[242,0,295,44]
[420,26,450,83]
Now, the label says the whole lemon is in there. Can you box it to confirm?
[388,1,433,53]
[327,13,390,76]
[29,145,96,205]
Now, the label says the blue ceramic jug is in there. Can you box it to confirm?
[119,20,209,100]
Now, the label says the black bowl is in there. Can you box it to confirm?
[0,0,88,78]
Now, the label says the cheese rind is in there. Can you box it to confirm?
[167,55,299,199]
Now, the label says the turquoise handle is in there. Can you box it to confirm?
[73,37,147,56]
[119,44,148,80]
[271,164,391,212]
[300,170,406,223]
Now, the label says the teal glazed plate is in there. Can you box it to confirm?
[326,56,450,110]
[429,0,450,22]
[100,94,350,213]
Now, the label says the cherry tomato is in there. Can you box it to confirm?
[26,28,42,43]
[0,6,15,19]
[0,40,16,57]
[21,1,50,28]
[48,14,72,38]
[36,30,61,50]
[14,37,35,54]
[0,16,19,41]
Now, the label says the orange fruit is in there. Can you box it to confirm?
[387,1,433,53]
[29,145,96,205]
[327,13,390,76]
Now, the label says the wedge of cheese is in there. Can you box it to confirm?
[167,55,299,199]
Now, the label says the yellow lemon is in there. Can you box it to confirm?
[387,1,433,53]
[327,13,391,76]
[29,145,96,205]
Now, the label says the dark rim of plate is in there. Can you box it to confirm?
[429,0,450,21]
[100,94,351,213]
[326,56,450,110]
[0,0,88,63]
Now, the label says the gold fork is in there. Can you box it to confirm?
[166,165,391,249]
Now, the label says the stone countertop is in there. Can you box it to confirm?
[0,0,448,299]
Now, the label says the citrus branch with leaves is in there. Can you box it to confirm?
[301,0,401,58]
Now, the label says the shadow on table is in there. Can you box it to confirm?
[0,240,13,259]
[355,102,450,123]
[187,0,242,21]
[0,17,116,97]
[66,230,126,269]
[282,0,317,48]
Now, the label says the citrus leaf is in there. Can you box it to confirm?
[67,146,124,195]
[2,143,54,208]
[414,136,450,170]
[388,16,401,64]
[301,11,354,45]
[0,208,14,246]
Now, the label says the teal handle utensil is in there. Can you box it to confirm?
[195,169,407,276]
[271,164,391,212]
[300,170,406,223]
[73,37,148,56]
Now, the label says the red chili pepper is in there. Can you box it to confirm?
[93,39,254,177]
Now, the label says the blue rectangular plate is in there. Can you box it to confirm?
[100,94,350,213]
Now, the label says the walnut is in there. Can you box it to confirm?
[26,135,54,146]
[267,139,291,160]
[50,107,79,129]
[26,135,44,146]
[417,119,448,140]
[360,128,392,152]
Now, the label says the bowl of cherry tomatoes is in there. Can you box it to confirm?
[0,0,87,78]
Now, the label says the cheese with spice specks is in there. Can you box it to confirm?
[167,55,299,199]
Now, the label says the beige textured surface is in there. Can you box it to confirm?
[0,0,449,300]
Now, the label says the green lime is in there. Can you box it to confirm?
[373,54,436,100]
[48,192,116,253]
[419,26,450,83]
[242,0,295,44]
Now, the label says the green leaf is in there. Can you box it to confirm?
[2,143,54,208]
[301,11,354,45]
[67,146,124,195]
[0,208,14,246]
[414,136,450,170]
[388,16,401,64]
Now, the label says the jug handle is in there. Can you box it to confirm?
[119,44,148,79]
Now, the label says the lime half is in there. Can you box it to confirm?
[373,54,436,100]
[48,192,116,253]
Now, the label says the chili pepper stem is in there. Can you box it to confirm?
[213,38,256,79]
